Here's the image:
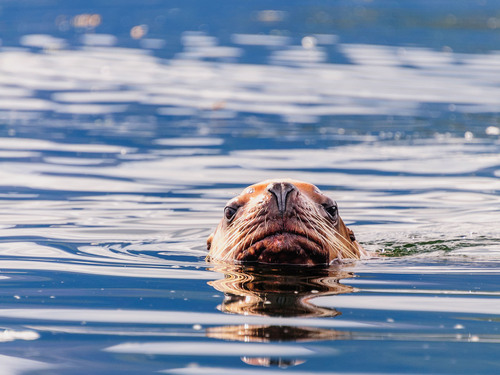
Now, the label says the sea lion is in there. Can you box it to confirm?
[205,264,356,367]
[207,179,365,265]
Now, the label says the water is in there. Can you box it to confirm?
[0,1,500,374]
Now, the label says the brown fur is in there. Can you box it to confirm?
[207,179,365,265]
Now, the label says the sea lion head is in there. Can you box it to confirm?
[207,179,364,265]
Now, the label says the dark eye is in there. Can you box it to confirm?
[224,206,238,222]
[324,205,338,220]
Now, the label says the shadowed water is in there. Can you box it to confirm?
[0,1,499,374]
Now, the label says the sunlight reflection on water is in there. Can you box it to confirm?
[0,11,500,374]
[0,136,498,262]
[2,32,500,120]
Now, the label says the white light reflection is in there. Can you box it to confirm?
[231,34,291,46]
[0,260,213,279]
[0,329,40,342]
[0,136,497,259]
[0,33,499,267]
[161,367,378,375]
[314,295,500,315]
[20,34,67,49]
[1,33,500,117]
[27,325,205,337]
[0,354,57,375]
[0,137,133,153]
[0,308,379,328]
[104,341,319,357]
[154,138,224,147]
[80,34,117,46]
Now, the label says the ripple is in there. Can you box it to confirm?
[4,32,500,118]
[0,134,498,259]
[104,341,321,357]
[0,308,377,328]
[52,91,146,103]
[0,354,56,374]
[0,261,213,279]
[0,137,133,153]
[0,4,499,375]
[314,295,500,315]
[0,243,74,258]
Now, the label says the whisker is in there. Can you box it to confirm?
[208,181,362,263]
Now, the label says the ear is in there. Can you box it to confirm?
[207,232,214,250]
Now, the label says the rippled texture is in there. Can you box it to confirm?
[0,1,499,374]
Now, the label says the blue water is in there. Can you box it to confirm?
[0,1,500,374]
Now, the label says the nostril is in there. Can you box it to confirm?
[267,182,296,214]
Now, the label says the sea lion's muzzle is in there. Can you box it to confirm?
[207,179,366,265]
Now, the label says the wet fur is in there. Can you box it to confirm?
[207,179,364,265]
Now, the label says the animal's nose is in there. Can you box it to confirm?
[267,182,296,214]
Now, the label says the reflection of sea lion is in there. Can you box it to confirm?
[207,179,365,265]
[209,264,355,318]
[206,265,355,367]
[206,324,350,343]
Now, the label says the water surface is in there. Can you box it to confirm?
[0,1,499,374]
